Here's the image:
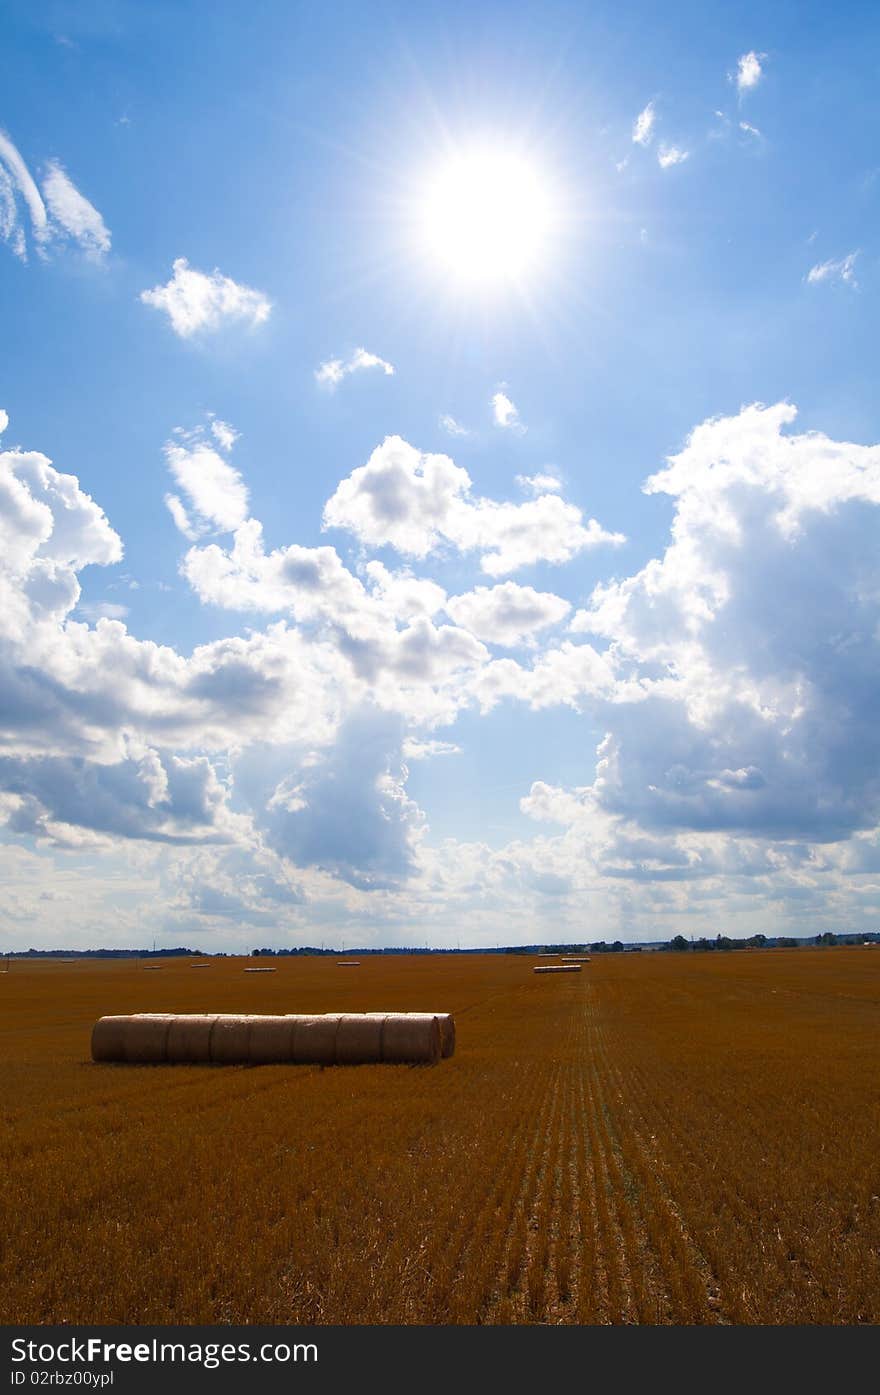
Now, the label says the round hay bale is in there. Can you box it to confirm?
[91,1016,131,1062]
[288,1013,343,1064]
[247,1015,298,1064]
[166,1014,218,1063]
[381,1013,441,1065]
[335,1014,384,1064]
[210,1014,253,1064]
[533,964,581,973]
[121,1013,176,1063]
[397,1012,455,1059]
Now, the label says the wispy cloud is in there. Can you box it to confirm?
[140,258,272,338]
[632,102,656,146]
[439,413,469,437]
[0,130,111,264]
[739,120,762,139]
[315,347,395,388]
[734,51,765,93]
[41,160,110,260]
[0,128,48,258]
[806,251,859,288]
[657,144,689,169]
[491,390,525,433]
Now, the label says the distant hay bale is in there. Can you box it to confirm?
[141,964,163,970]
[244,966,276,973]
[93,1011,452,1066]
[336,961,360,966]
[190,962,211,968]
[533,964,582,973]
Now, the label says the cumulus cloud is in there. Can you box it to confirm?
[658,144,689,169]
[632,102,656,146]
[568,401,880,842]
[140,258,272,337]
[445,582,570,647]
[323,436,624,575]
[315,347,395,388]
[237,711,423,890]
[491,390,524,432]
[735,51,765,92]
[41,161,110,259]
[806,252,859,288]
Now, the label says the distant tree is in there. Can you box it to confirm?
[591,941,608,953]
[610,940,624,953]
[776,937,798,949]
[815,932,837,946]
[715,934,734,951]
[669,935,689,952]
[747,934,768,948]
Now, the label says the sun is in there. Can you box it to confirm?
[418,144,556,287]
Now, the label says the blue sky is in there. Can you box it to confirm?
[2,0,879,949]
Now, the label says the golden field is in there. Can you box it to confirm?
[1,948,879,1325]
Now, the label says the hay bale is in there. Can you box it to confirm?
[335,1014,384,1064]
[244,966,276,973]
[288,1013,343,1064]
[336,960,360,966]
[247,1015,298,1064]
[91,1016,131,1062]
[121,1013,176,1063]
[380,1013,441,1065]
[210,1014,252,1064]
[533,964,581,973]
[384,1012,454,1058]
[166,1014,218,1062]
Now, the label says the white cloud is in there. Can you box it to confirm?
[140,258,272,338]
[323,435,624,575]
[209,418,239,452]
[632,102,656,146]
[569,401,880,843]
[41,161,110,259]
[491,390,524,432]
[445,582,570,647]
[516,471,562,495]
[0,128,48,258]
[0,409,8,436]
[735,51,765,92]
[439,414,469,437]
[402,737,462,760]
[657,144,689,169]
[739,121,762,139]
[315,347,395,388]
[806,252,859,288]
[164,427,249,534]
[77,602,129,622]
[164,493,201,541]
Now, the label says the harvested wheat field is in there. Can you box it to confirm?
[1,949,879,1325]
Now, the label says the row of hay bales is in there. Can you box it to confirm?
[533,964,582,974]
[92,1012,455,1066]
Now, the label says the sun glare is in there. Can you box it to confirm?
[418,145,556,286]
